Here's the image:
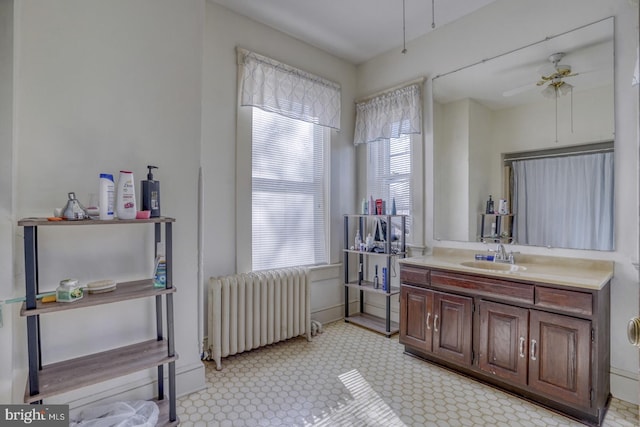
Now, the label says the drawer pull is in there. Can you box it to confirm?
[426,312,431,330]
[434,314,439,332]
[530,339,537,361]
[519,337,525,358]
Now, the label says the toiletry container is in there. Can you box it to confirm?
[486,195,495,214]
[153,242,167,288]
[141,165,161,217]
[98,173,115,220]
[116,170,137,220]
[498,199,509,215]
[354,230,362,251]
[62,192,89,220]
[56,279,83,302]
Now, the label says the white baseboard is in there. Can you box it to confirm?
[311,301,358,325]
[610,367,639,405]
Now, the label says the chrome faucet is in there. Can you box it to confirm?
[494,244,515,264]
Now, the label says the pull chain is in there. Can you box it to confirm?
[402,0,407,54]
[432,0,436,29]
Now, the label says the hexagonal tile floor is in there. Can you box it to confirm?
[178,321,639,426]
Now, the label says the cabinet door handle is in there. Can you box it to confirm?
[530,339,537,361]
[519,337,525,358]
[426,312,431,330]
[434,314,439,332]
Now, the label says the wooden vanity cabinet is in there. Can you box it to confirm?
[400,285,472,366]
[478,301,529,385]
[478,301,591,408]
[399,264,610,426]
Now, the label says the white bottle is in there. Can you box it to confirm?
[99,173,115,220]
[354,230,362,250]
[116,170,137,219]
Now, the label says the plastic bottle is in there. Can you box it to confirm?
[153,242,167,288]
[141,165,161,218]
[116,170,137,220]
[374,265,379,289]
[354,230,362,250]
[99,173,115,220]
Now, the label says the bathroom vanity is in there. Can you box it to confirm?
[398,248,613,426]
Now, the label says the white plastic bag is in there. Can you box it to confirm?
[70,400,159,427]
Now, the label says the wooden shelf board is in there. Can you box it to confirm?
[24,340,177,403]
[21,280,176,316]
[342,249,406,257]
[346,313,399,337]
[17,216,176,227]
[343,214,408,218]
[345,281,400,296]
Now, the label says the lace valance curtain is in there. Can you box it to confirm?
[354,83,422,145]
[237,48,341,130]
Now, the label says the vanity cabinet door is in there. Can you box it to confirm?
[432,292,472,366]
[400,285,433,352]
[529,310,591,407]
[478,301,529,385]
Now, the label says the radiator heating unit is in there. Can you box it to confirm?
[207,267,311,370]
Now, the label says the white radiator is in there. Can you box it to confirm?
[207,267,311,370]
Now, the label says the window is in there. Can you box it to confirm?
[251,108,329,270]
[367,133,413,237]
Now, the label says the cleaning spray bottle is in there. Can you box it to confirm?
[141,165,161,218]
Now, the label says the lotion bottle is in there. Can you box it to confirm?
[141,165,161,217]
[98,173,115,220]
[116,170,137,219]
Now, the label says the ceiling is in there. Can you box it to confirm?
[432,17,614,110]
[210,0,497,64]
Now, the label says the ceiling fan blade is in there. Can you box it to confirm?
[503,82,538,97]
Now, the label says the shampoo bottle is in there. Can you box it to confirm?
[141,165,161,217]
[116,170,137,220]
[98,173,115,220]
[153,242,167,288]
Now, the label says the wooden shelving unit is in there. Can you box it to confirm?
[343,214,406,337]
[18,216,178,425]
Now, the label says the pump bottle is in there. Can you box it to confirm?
[141,165,161,217]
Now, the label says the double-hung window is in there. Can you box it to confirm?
[356,83,423,247]
[236,48,341,272]
[251,108,329,270]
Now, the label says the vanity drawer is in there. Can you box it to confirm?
[535,286,593,316]
[400,266,430,286]
[431,271,534,304]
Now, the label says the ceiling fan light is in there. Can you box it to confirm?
[541,85,557,99]
[558,82,573,96]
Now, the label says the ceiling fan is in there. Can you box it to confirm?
[536,52,578,98]
[502,52,579,98]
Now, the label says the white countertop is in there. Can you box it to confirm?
[399,248,614,290]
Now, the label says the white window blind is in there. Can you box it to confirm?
[367,134,413,235]
[252,107,328,270]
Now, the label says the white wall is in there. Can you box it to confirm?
[0,0,14,404]
[8,0,206,406]
[201,2,357,323]
[357,0,639,403]
[434,99,469,241]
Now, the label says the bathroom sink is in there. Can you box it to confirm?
[459,261,527,273]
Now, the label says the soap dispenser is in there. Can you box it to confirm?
[486,195,495,214]
[141,165,161,217]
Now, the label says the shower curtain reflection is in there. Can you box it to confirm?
[512,151,614,250]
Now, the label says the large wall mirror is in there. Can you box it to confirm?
[433,17,614,250]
